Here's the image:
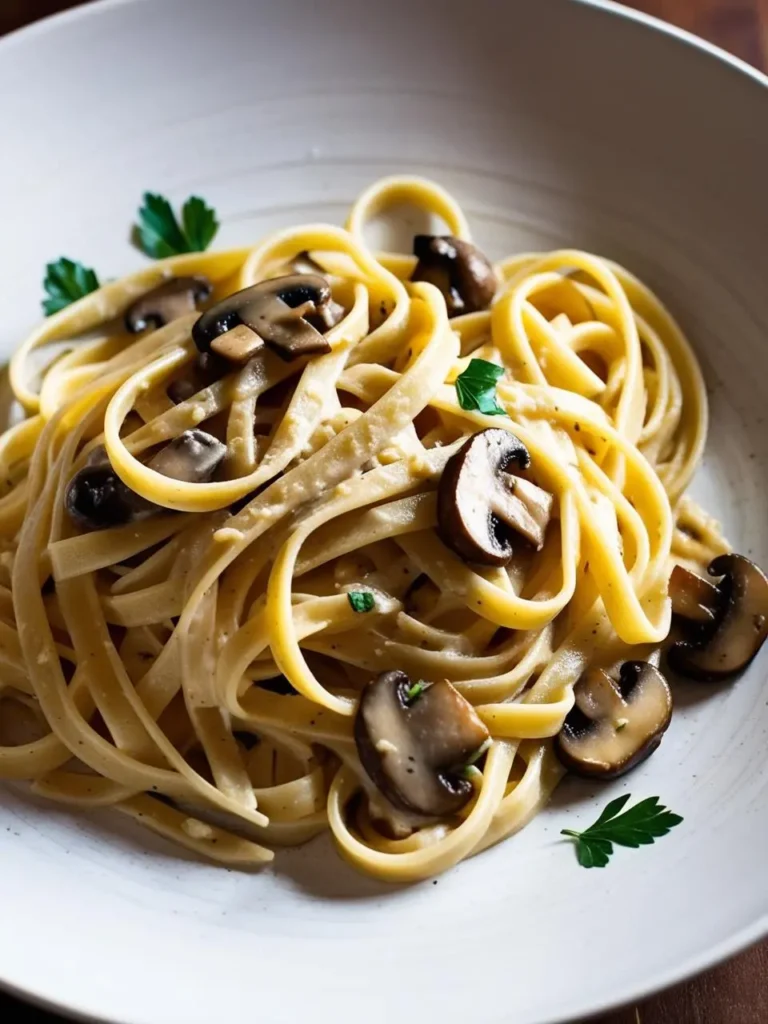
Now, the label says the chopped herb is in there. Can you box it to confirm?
[561,794,683,869]
[348,591,375,613]
[42,257,100,315]
[405,681,426,703]
[454,358,506,416]
[134,192,219,258]
[462,741,493,770]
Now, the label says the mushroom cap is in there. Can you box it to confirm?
[412,235,497,317]
[555,662,673,779]
[147,428,226,483]
[65,462,151,531]
[354,670,490,818]
[191,274,336,363]
[437,428,553,566]
[65,430,226,531]
[668,553,768,681]
[124,276,212,333]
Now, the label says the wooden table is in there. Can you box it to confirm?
[0,1,766,1021]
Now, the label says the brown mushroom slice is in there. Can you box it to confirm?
[286,253,345,329]
[290,250,326,276]
[499,473,554,550]
[437,428,553,566]
[668,554,768,681]
[192,274,338,364]
[124,276,212,333]
[668,564,719,624]
[65,429,226,531]
[146,429,226,483]
[555,662,672,779]
[411,235,497,317]
[354,670,490,818]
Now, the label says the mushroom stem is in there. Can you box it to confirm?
[437,429,553,565]
[192,275,339,364]
[494,474,554,551]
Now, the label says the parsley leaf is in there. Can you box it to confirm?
[405,681,426,703]
[42,257,101,316]
[348,591,375,613]
[134,192,219,258]
[454,358,506,416]
[182,196,220,252]
[561,795,683,869]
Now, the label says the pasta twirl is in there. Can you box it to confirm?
[0,177,728,881]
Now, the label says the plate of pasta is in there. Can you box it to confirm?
[1,1,767,1022]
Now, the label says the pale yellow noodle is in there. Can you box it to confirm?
[0,176,723,881]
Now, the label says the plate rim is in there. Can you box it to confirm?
[0,0,766,1021]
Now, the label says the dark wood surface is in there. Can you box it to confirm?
[1,1,766,1022]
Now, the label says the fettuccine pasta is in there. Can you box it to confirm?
[0,176,743,882]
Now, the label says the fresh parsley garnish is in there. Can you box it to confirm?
[461,738,492,777]
[42,257,101,316]
[454,358,506,416]
[561,794,683,868]
[405,681,426,703]
[134,193,219,258]
[347,591,375,613]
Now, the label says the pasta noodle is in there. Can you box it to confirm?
[0,176,733,881]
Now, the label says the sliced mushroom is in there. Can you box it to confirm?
[668,564,719,624]
[66,463,148,532]
[192,274,340,364]
[124,276,212,333]
[411,235,497,317]
[555,662,672,779]
[287,254,345,330]
[354,670,490,818]
[437,428,553,566]
[147,429,226,483]
[65,429,226,530]
[667,554,768,681]
[290,250,326,276]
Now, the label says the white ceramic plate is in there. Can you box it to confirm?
[1,1,767,1021]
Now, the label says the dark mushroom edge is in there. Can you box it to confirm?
[354,670,490,818]
[124,276,212,333]
[667,554,768,681]
[411,235,497,317]
[65,429,226,531]
[191,274,344,365]
[555,662,673,779]
[437,428,554,566]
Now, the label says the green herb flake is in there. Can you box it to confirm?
[454,358,506,416]
[42,258,101,316]
[561,794,683,869]
[135,192,219,259]
[405,681,426,703]
[347,591,375,613]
